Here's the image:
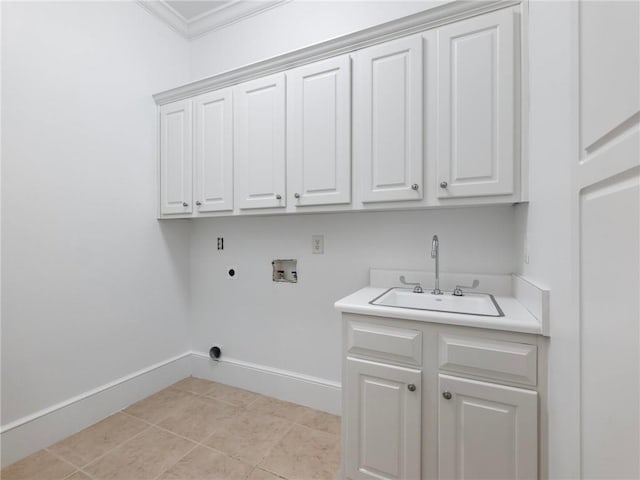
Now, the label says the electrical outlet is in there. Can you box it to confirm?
[312,235,324,254]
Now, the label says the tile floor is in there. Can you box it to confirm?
[1,377,341,480]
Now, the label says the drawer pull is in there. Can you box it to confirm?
[408,384,417,392]
[442,391,452,400]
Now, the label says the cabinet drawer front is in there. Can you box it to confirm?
[348,321,422,366]
[439,334,537,386]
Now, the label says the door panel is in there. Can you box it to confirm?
[287,55,351,206]
[345,357,421,480]
[234,73,286,209]
[437,8,515,199]
[355,35,423,203]
[194,89,233,212]
[160,100,192,215]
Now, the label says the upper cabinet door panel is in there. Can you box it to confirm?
[194,89,233,213]
[287,55,351,207]
[355,35,423,203]
[160,100,192,215]
[234,73,286,210]
[437,8,516,199]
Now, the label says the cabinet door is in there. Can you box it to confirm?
[438,374,537,480]
[345,357,421,480]
[436,8,516,199]
[355,35,423,203]
[159,100,192,215]
[234,73,286,209]
[193,89,233,213]
[287,55,351,206]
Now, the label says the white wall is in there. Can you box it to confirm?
[190,207,516,385]
[190,0,449,79]
[1,1,191,426]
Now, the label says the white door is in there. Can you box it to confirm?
[193,89,233,213]
[354,35,423,203]
[159,100,192,215]
[436,8,516,199]
[576,1,640,477]
[234,73,286,209]
[287,55,351,206]
[345,357,421,480]
[438,374,537,480]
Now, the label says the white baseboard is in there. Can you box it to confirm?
[190,352,342,415]
[1,352,342,468]
[0,353,192,468]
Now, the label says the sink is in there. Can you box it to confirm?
[370,288,504,317]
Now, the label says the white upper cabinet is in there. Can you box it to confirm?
[354,35,424,203]
[234,73,286,210]
[287,55,351,207]
[160,100,192,215]
[193,89,233,213]
[436,8,516,199]
[438,374,538,480]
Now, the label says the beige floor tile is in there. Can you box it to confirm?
[123,387,195,424]
[259,424,341,480]
[158,396,239,442]
[204,382,264,407]
[83,427,195,480]
[48,412,148,467]
[248,467,285,480]
[297,409,341,436]
[170,376,217,395]
[0,449,76,480]
[246,395,314,423]
[202,411,292,466]
[158,446,252,480]
[64,472,92,480]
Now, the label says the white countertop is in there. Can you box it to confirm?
[334,286,544,335]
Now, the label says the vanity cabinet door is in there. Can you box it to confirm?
[345,357,421,480]
[438,374,537,480]
[159,100,192,215]
[436,7,516,199]
[234,73,286,210]
[287,55,351,207]
[193,89,233,213]
[354,35,423,203]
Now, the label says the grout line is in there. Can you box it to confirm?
[150,442,200,480]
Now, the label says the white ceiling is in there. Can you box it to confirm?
[138,0,291,39]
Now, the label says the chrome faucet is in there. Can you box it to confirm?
[431,235,442,295]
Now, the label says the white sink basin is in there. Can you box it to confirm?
[370,288,504,317]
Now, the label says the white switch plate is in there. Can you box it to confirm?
[312,235,324,254]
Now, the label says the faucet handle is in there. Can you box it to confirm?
[399,275,424,293]
[452,280,480,296]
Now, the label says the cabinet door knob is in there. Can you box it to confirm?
[411,184,419,191]
[407,384,417,392]
[182,202,189,207]
[294,193,300,199]
[440,181,448,189]
[442,391,452,400]
[275,194,282,200]
[195,201,202,206]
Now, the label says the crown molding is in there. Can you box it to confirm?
[153,0,520,105]
[138,0,292,40]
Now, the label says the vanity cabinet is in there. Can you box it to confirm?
[438,374,537,479]
[234,73,287,210]
[287,55,352,207]
[435,7,517,200]
[354,35,424,204]
[341,314,542,480]
[159,100,192,215]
